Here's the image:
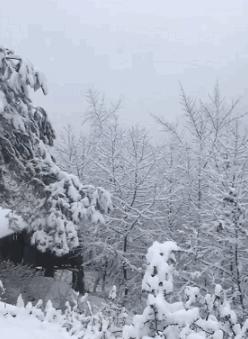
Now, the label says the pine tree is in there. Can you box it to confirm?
[0,47,112,255]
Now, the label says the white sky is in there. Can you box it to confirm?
[1,0,248,135]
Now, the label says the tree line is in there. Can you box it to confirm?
[56,87,248,316]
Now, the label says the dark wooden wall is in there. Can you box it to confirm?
[0,231,85,293]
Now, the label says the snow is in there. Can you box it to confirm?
[0,208,13,238]
[109,285,117,300]
[184,286,200,309]
[0,207,26,239]
[0,91,6,113]
[0,304,72,339]
[142,240,179,295]
[36,71,48,95]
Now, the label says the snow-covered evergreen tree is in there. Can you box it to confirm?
[0,47,112,255]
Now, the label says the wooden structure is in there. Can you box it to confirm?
[0,230,85,293]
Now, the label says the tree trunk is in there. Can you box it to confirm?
[72,266,85,294]
[101,260,108,293]
[122,234,128,301]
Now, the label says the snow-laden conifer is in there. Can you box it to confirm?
[0,47,112,255]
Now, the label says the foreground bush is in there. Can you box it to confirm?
[124,241,248,339]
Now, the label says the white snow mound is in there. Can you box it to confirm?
[0,301,73,339]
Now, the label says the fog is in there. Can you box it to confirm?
[1,0,248,135]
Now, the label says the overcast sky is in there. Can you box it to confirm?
[1,0,248,135]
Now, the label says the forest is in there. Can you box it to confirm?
[1,11,248,339]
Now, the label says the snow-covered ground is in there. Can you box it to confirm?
[0,315,72,339]
[0,301,73,339]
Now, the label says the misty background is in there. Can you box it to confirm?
[0,0,248,135]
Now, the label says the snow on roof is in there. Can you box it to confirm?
[0,207,26,239]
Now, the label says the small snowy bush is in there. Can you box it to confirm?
[123,241,248,339]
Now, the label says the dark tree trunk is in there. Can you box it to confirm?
[122,234,128,300]
[72,266,85,294]
[101,259,108,293]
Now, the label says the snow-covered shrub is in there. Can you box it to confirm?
[123,241,248,339]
